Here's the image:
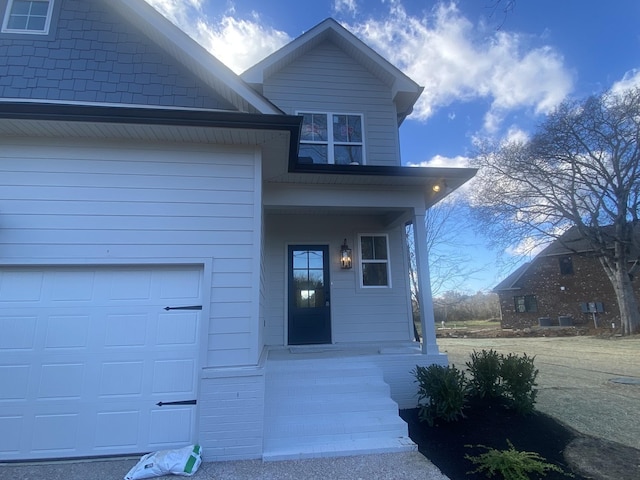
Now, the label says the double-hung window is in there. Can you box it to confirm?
[360,234,390,287]
[2,0,54,34]
[298,112,364,165]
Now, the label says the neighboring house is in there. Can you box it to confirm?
[494,227,640,331]
[0,0,475,462]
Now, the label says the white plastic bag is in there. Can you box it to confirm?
[124,444,202,480]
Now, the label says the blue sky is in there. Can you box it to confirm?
[144,0,640,293]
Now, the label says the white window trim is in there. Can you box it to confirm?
[2,0,54,35]
[358,233,391,289]
[297,111,366,165]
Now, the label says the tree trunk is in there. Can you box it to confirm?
[602,258,640,335]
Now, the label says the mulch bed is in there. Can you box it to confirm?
[400,399,588,480]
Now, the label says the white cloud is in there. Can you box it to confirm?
[334,0,357,16]
[144,0,290,73]
[408,154,470,169]
[347,2,573,131]
[610,69,640,96]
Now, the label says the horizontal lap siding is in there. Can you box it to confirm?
[263,43,400,166]
[0,137,260,367]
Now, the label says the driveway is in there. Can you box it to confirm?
[438,335,640,450]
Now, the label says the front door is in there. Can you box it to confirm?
[288,245,331,345]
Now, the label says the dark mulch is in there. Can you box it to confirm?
[400,399,588,480]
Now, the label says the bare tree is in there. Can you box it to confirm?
[471,88,640,335]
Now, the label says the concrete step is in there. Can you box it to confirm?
[263,358,415,460]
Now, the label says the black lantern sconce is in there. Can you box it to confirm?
[340,239,352,269]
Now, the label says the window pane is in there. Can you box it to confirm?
[334,145,362,165]
[301,113,327,142]
[308,270,324,288]
[7,15,28,29]
[333,115,362,143]
[299,144,327,164]
[11,1,32,14]
[293,251,308,269]
[307,250,323,269]
[361,236,373,260]
[30,1,50,15]
[26,16,45,30]
[362,263,388,286]
[373,236,388,259]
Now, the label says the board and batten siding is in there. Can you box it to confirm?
[0,136,262,368]
[263,213,414,345]
[261,42,401,166]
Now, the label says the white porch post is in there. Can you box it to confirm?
[412,212,439,354]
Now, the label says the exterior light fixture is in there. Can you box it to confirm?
[340,239,352,269]
[432,183,441,193]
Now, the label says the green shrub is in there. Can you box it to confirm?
[499,353,539,414]
[413,364,468,426]
[465,439,570,480]
[466,349,503,400]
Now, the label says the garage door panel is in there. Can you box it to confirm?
[149,408,194,447]
[0,416,23,454]
[44,315,90,349]
[0,316,37,349]
[94,410,140,448]
[156,312,198,346]
[99,361,145,397]
[0,365,30,400]
[0,266,202,460]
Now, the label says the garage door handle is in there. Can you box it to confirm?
[156,400,197,407]
[164,305,202,311]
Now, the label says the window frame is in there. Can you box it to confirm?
[558,255,574,275]
[297,111,365,165]
[358,233,391,288]
[514,295,538,313]
[2,0,54,35]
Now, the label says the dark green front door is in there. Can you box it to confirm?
[288,245,331,345]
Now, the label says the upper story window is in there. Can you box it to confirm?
[559,256,573,275]
[514,295,537,313]
[2,0,54,34]
[298,112,364,165]
[359,234,390,288]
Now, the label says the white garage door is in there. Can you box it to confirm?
[0,265,203,461]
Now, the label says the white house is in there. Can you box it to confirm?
[0,0,475,462]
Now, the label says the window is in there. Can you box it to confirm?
[360,234,390,287]
[2,0,54,34]
[298,112,364,165]
[514,295,537,313]
[559,256,573,275]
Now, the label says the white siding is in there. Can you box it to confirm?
[262,42,401,166]
[0,137,262,367]
[263,213,413,345]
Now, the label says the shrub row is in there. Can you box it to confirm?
[413,349,539,425]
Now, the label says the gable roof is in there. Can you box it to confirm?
[241,18,423,124]
[107,0,281,115]
[492,262,531,292]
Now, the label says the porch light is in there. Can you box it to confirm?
[340,239,352,269]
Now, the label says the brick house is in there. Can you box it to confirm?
[494,228,640,330]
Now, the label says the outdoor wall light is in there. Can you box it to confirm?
[432,183,441,193]
[340,239,352,269]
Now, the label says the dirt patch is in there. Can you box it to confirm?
[565,437,640,480]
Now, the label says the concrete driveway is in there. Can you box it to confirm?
[439,335,640,450]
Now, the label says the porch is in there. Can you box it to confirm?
[262,342,447,460]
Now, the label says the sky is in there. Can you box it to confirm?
[143,0,640,293]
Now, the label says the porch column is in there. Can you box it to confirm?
[412,212,439,354]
